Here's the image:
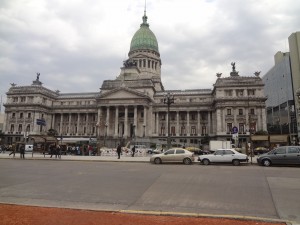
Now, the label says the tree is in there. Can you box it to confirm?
[47,129,58,136]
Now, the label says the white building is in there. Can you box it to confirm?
[3,12,267,148]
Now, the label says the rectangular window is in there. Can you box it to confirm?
[181,126,186,135]
[21,97,26,102]
[227,123,232,133]
[20,113,23,118]
[18,124,22,132]
[248,89,255,96]
[239,123,244,133]
[250,108,255,115]
[239,109,243,115]
[28,113,31,118]
[13,97,18,102]
[171,114,176,121]
[236,90,244,96]
[225,90,233,96]
[191,114,196,120]
[171,126,176,135]
[160,126,165,135]
[181,114,186,120]
[202,126,207,135]
[227,109,231,115]
[191,126,196,134]
[12,113,16,118]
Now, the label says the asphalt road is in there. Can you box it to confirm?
[0,160,299,224]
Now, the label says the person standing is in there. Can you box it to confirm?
[56,145,61,158]
[131,145,136,157]
[117,144,121,159]
[20,144,25,159]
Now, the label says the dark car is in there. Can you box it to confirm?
[257,146,300,166]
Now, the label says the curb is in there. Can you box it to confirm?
[121,209,292,224]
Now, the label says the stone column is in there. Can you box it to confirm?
[106,107,110,136]
[68,113,72,135]
[124,106,128,138]
[207,111,211,135]
[143,106,147,136]
[97,108,102,136]
[60,113,63,135]
[76,113,80,135]
[86,113,89,135]
[197,111,201,135]
[51,114,55,130]
[176,111,179,136]
[186,111,190,136]
[114,106,119,137]
[216,109,221,134]
[262,108,267,131]
[156,112,159,135]
[134,105,137,135]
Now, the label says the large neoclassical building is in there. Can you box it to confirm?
[3,12,267,148]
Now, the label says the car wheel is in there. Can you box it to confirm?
[202,159,210,165]
[232,159,240,166]
[262,159,271,167]
[154,157,162,164]
[183,158,192,165]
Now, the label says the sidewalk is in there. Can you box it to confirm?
[0,152,258,164]
[0,152,151,162]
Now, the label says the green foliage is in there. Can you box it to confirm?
[47,129,58,136]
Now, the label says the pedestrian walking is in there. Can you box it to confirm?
[117,143,121,159]
[9,144,16,157]
[131,145,136,157]
[56,145,61,158]
[50,145,55,158]
[20,144,25,159]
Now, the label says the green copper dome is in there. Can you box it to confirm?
[130,12,159,52]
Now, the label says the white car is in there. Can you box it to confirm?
[150,148,194,165]
[198,149,248,166]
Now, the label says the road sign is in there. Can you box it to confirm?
[232,126,238,134]
[36,118,46,126]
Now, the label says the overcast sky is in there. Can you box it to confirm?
[1,0,300,106]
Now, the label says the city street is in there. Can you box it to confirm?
[0,158,299,224]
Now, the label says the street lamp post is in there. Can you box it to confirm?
[163,92,175,150]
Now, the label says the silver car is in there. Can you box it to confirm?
[257,146,300,166]
[198,149,248,166]
[150,148,194,165]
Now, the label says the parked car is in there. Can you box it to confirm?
[257,146,300,166]
[198,149,248,166]
[150,148,194,165]
[25,144,33,152]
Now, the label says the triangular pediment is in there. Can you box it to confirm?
[99,87,150,100]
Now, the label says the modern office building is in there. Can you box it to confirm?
[262,52,297,140]
[263,32,300,144]
[289,32,300,138]
[2,12,267,149]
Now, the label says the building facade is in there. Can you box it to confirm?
[262,52,297,139]
[289,32,300,138]
[3,12,267,148]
